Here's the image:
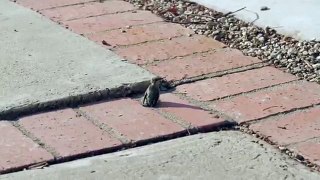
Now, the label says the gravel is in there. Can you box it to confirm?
[124,0,320,84]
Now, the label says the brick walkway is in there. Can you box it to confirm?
[2,0,320,174]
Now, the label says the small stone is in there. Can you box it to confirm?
[312,63,320,69]
[302,51,308,55]
[258,36,265,43]
[293,67,302,73]
[276,54,282,60]
[256,50,262,55]
[213,35,221,41]
[287,48,295,55]
[172,16,180,22]
[204,30,211,36]
[205,21,215,29]
[212,30,220,35]
[279,146,286,152]
[295,154,305,161]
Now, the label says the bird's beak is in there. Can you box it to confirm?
[155,77,163,81]
[159,78,164,82]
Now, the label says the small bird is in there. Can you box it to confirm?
[142,76,163,107]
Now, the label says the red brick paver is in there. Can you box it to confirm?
[18,109,122,158]
[210,81,320,123]
[159,93,227,129]
[0,121,53,173]
[146,48,260,80]
[116,35,225,65]
[176,67,298,101]
[293,141,320,166]
[250,106,320,145]
[40,1,137,22]
[16,0,93,10]
[87,22,193,46]
[80,99,185,142]
[65,10,162,34]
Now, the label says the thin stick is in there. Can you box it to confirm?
[244,9,260,25]
[225,6,246,16]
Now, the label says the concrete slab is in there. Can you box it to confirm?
[2,131,319,180]
[0,0,153,114]
[192,0,320,40]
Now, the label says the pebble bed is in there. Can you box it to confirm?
[125,0,320,84]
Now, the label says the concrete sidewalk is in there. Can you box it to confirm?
[2,131,320,180]
[0,0,153,116]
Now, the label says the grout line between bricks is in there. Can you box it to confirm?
[136,47,267,67]
[170,61,269,87]
[137,49,216,66]
[244,118,320,148]
[287,136,320,148]
[247,104,320,127]
[10,121,61,159]
[243,102,320,125]
[157,109,194,131]
[130,97,195,132]
[74,102,195,151]
[205,79,306,104]
[34,0,98,11]
[83,21,164,36]
[171,92,235,122]
[112,34,190,48]
[73,108,131,144]
[203,79,301,102]
[62,10,139,22]
[114,34,209,52]
[131,92,239,132]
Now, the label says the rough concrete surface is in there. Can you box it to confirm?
[192,0,320,40]
[2,131,319,180]
[0,0,153,114]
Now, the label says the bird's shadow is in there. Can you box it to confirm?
[157,101,203,110]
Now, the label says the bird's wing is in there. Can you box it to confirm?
[152,91,160,106]
[154,92,159,102]
[142,91,148,104]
